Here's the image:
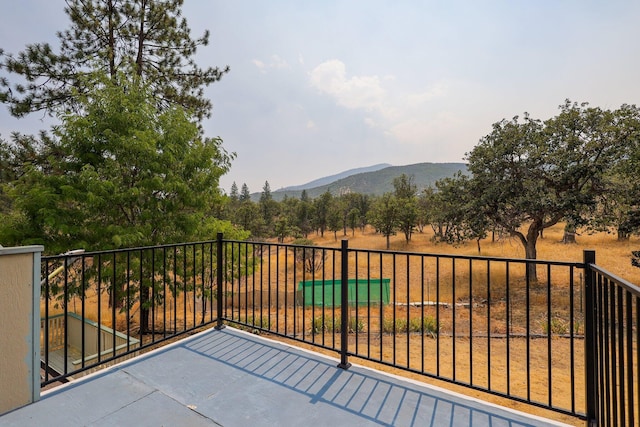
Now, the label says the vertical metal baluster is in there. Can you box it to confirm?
[452,257,456,381]
[421,255,425,374]
[487,259,491,392]
[469,258,473,386]
[505,262,510,396]
[112,252,117,357]
[547,263,552,407]
[436,256,440,377]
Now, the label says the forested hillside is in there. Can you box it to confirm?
[266,162,466,201]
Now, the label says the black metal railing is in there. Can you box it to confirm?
[218,236,588,419]
[40,240,219,385]
[585,255,640,427]
[37,234,639,424]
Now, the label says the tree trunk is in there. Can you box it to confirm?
[523,224,541,282]
[525,239,538,282]
[562,231,576,244]
[617,228,630,241]
[135,0,147,77]
[562,222,577,244]
[107,0,116,78]
[386,234,390,249]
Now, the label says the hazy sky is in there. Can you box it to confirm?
[1,1,639,193]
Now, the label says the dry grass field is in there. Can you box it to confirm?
[308,223,640,283]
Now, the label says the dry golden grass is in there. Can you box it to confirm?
[311,223,640,282]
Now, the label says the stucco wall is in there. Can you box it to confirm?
[0,246,43,415]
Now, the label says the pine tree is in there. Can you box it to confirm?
[0,0,228,120]
[239,183,251,202]
[229,182,239,202]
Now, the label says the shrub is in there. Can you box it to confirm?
[381,316,438,336]
[311,315,363,334]
[543,316,568,336]
[409,316,438,337]
[311,315,335,334]
[381,318,396,334]
[236,315,270,334]
[631,250,640,268]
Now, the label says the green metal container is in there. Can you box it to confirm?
[297,278,390,306]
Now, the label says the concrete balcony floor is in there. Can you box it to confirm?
[1,327,573,427]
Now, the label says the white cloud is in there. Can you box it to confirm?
[309,60,387,112]
[306,120,316,129]
[252,55,290,73]
[406,83,448,106]
[308,60,457,145]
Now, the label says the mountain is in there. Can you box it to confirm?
[264,162,466,201]
[277,163,392,192]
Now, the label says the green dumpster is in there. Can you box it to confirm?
[297,278,390,306]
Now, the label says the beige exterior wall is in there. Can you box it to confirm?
[0,246,43,415]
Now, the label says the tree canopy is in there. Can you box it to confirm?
[1,75,235,252]
[464,100,639,278]
[0,0,228,120]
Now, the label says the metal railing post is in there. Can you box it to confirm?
[216,232,225,330]
[583,249,597,426]
[338,239,351,369]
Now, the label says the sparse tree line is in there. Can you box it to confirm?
[223,101,640,281]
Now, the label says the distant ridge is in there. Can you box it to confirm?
[263,162,466,201]
[277,163,391,192]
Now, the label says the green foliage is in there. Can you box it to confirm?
[3,76,233,253]
[311,315,364,334]
[396,197,418,243]
[368,193,399,249]
[269,163,466,201]
[463,101,637,278]
[382,316,438,336]
[543,317,569,336]
[0,0,228,120]
[236,315,271,334]
[392,174,417,199]
[312,315,335,334]
[344,316,365,333]
[430,172,488,250]
[313,191,333,237]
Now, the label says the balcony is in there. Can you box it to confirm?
[1,235,638,426]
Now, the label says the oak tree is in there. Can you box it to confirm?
[466,101,631,280]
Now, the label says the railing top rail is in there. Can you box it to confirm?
[589,263,640,297]
[347,247,584,267]
[42,239,219,260]
[41,237,588,269]
[223,238,585,267]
